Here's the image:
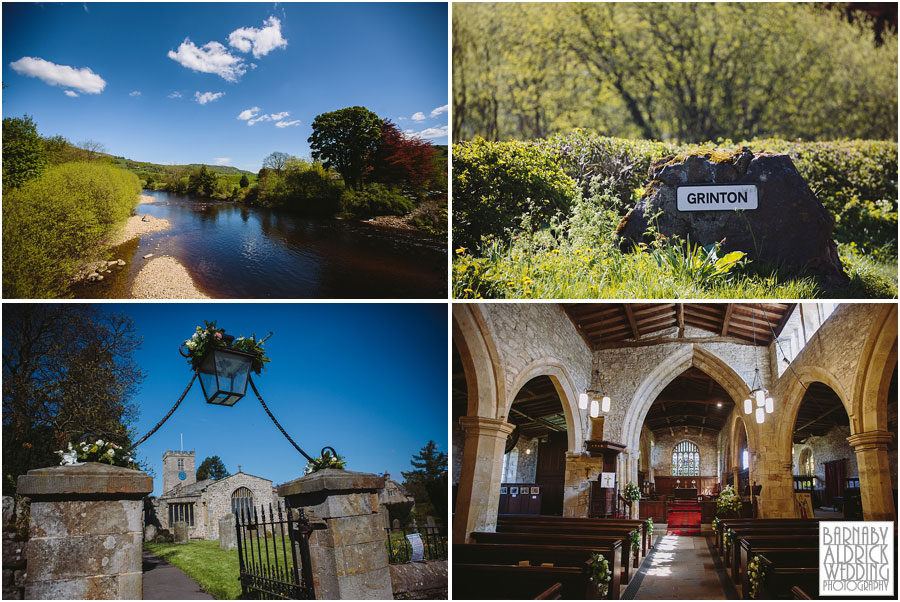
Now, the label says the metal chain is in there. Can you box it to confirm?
[249,375,316,464]
[131,372,197,449]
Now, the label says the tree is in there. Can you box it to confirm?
[239,174,250,188]
[370,120,437,193]
[308,106,383,189]
[2,115,47,189]
[401,440,448,519]
[262,152,291,176]
[3,305,144,494]
[77,139,107,161]
[188,165,217,197]
[196,455,230,481]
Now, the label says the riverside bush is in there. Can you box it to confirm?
[3,161,140,298]
[341,184,414,219]
[452,138,577,250]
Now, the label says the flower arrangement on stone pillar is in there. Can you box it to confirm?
[304,450,347,475]
[56,437,134,468]
[715,484,742,517]
[587,552,611,598]
[747,553,768,599]
[624,482,641,502]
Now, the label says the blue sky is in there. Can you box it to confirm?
[2,2,448,172]
[103,303,447,497]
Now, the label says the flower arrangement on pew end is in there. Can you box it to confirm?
[630,529,641,554]
[723,527,734,552]
[56,437,135,469]
[747,553,768,599]
[645,517,654,537]
[711,516,720,533]
[716,484,742,518]
[182,320,271,374]
[624,482,641,502]
[587,552,611,598]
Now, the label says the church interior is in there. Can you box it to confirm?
[452,303,897,599]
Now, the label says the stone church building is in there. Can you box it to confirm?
[151,450,280,540]
[453,303,897,542]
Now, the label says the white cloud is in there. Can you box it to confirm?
[168,91,183,99]
[194,91,224,105]
[250,63,258,70]
[248,114,272,126]
[397,116,406,121]
[405,125,449,140]
[214,157,231,165]
[269,111,289,120]
[430,104,449,117]
[237,106,261,120]
[168,39,246,82]
[129,90,141,97]
[228,17,287,58]
[411,112,426,122]
[9,56,106,94]
[275,119,301,128]
[64,90,79,97]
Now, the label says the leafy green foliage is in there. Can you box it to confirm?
[341,184,414,219]
[196,455,230,481]
[452,138,577,250]
[3,115,48,189]
[401,440,447,520]
[454,3,897,142]
[304,450,346,475]
[308,106,383,189]
[188,165,217,197]
[182,321,270,375]
[3,161,141,297]
[239,174,250,188]
[251,159,344,216]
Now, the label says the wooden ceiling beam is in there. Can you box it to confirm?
[721,304,735,335]
[509,407,565,432]
[677,303,685,336]
[624,304,641,339]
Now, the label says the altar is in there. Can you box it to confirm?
[674,487,698,500]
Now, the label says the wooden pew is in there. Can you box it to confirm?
[471,531,634,586]
[494,523,639,572]
[755,555,818,600]
[739,548,818,599]
[535,582,564,600]
[730,535,818,586]
[716,519,819,555]
[453,563,594,600]
[498,516,649,555]
[454,542,622,599]
[791,586,812,600]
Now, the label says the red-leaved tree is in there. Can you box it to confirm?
[369,120,436,192]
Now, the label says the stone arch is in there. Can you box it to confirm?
[505,358,584,453]
[453,305,505,419]
[622,344,754,454]
[852,304,898,434]
[730,414,750,470]
[775,366,851,466]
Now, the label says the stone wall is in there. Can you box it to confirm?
[451,421,465,486]
[504,435,538,483]
[389,560,448,599]
[2,496,29,600]
[200,474,278,540]
[651,428,719,477]
[791,426,858,481]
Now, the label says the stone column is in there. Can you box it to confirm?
[848,430,896,521]
[453,416,514,544]
[563,451,603,518]
[16,463,152,599]
[277,469,391,600]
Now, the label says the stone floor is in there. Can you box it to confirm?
[630,530,737,600]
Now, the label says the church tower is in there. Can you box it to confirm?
[162,450,196,495]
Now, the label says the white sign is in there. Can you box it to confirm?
[600,472,616,488]
[820,521,893,596]
[676,184,758,211]
[405,533,425,562]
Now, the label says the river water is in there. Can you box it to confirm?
[74,190,447,299]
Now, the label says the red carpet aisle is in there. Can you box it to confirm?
[666,501,702,535]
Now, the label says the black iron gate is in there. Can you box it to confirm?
[235,500,317,599]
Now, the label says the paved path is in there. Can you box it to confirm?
[142,550,215,600]
[630,533,737,600]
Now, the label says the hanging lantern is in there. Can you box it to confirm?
[589,399,600,418]
[743,398,752,414]
[578,392,589,410]
[755,407,765,424]
[601,394,611,413]
[197,347,254,406]
[765,396,774,414]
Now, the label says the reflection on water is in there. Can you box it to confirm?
[78,190,446,299]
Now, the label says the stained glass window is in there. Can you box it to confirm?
[672,440,700,476]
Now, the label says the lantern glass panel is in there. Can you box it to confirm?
[197,348,253,406]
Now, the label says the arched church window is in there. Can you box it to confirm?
[672,440,700,476]
[503,449,519,482]
[231,487,254,516]
[799,448,815,476]
[742,449,749,470]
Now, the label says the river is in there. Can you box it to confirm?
[73,190,447,298]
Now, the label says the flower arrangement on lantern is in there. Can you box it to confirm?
[630,529,641,553]
[624,482,641,502]
[747,553,768,599]
[182,321,271,374]
[56,437,134,468]
[716,484,742,517]
[587,552,611,597]
[304,450,347,475]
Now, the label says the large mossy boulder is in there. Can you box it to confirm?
[616,147,847,285]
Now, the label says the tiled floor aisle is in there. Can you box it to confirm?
[633,534,729,599]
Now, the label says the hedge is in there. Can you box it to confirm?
[3,161,140,298]
[454,133,897,255]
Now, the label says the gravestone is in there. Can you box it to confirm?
[218,514,237,551]
[392,518,401,530]
[616,147,848,285]
[173,521,189,544]
[426,516,436,528]
[144,523,157,543]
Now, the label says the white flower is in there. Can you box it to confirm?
[96,439,104,446]
[107,449,115,457]
[192,333,199,341]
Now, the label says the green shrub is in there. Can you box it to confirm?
[3,162,140,298]
[452,138,577,250]
[408,199,448,237]
[283,160,344,217]
[3,115,48,189]
[342,184,414,219]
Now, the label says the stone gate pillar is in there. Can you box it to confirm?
[847,430,896,521]
[277,469,392,600]
[453,416,514,543]
[17,463,152,599]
